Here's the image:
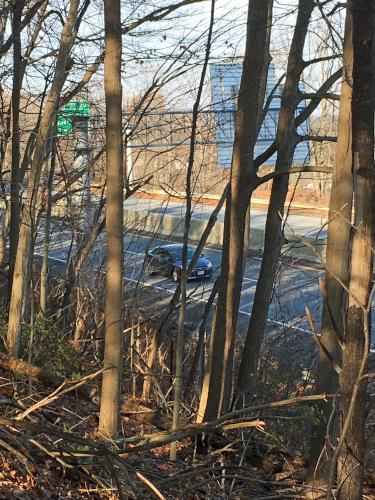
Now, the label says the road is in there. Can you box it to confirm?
[40,223,324,336]
[29,196,374,358]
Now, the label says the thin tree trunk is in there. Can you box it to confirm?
[197,0,272,423]
[170,0,215,460]
[184,276,220,399]
[8,0,23,297]
[307,6,353,483]
[141,185,227,400]
[236,0,315,401]
[40,135,57,315]
[335,1,374,497]
[98,0,123,439]
[0,0,9,49]
[7,0,80,356]
[0,203,9,265]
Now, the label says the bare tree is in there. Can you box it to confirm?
[98,0,123,439]
[308,4,353,484]
[197,0,273,422]
[334,1,374,497]
[6,0,81,356]
[8,0,23,296]
[236,0,316,401]
[170,0,215,460]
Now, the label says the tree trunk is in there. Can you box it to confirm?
[8,0,22,254]
[197,0,273,423]
[236,0,315,401]
[169,0,215,460]
[307,6,353,482]
[0,204,10,265]
[141,185,227,400]
[40,136,57,315]
[98,0,124,439]
[6,0,80,356]
[8,0,23,298]
[336,1,374,497]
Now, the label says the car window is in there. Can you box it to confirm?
[168,247,195,260]
[159,249,171,260]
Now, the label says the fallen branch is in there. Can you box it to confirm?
[0,394,334,459]
[136,472,166,500]
[119,394,334,455]
[16,369,104,420]
[0,352,95,400]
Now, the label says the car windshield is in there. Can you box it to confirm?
[168,247,196,260]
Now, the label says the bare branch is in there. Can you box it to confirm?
[305,307,342,376]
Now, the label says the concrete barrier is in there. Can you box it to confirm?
[123,208,326,262]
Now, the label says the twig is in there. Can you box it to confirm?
[0,437,34,476]
[119,394,334,455]
[305,307,342,375]
[15,368,104,420]
[103,452,127,500]
[29,438,74,469]
[136,472,166,500]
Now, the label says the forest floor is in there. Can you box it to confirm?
[1,323,375,499]
[0,286,374,499]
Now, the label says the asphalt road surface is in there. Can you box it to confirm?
[40,224,324,336]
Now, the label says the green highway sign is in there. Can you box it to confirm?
[57,99,90,136]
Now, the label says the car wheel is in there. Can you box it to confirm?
[172,268,179,283]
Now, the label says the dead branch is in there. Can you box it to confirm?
[0,352,95,400]
[15,368,104,420]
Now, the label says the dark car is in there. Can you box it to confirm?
[146,244,213,282]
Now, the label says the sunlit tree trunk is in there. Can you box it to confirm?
[336,1,374,497]
[307,5,353,483]
[98,0,124,439]
[236,0,315,401]
[6,0,80,356]
[197,0,273,422]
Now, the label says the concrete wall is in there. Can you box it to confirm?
[123,208,326,262]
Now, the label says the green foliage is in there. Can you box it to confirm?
[20,315,82,378]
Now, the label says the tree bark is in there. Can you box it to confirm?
[236,0,315,401]
[98,0,124,439]
[307,6,353,482]
[197,0,273,423]
[6,0,80,356]
[0,352,93,399]
[336,1,374,497]
[8,0,23,297]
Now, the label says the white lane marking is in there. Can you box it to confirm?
[34,253,66,264]
[125,274,311,335]
[125,276,175,295]
[243,277,258,284]
[36,251,310,334]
